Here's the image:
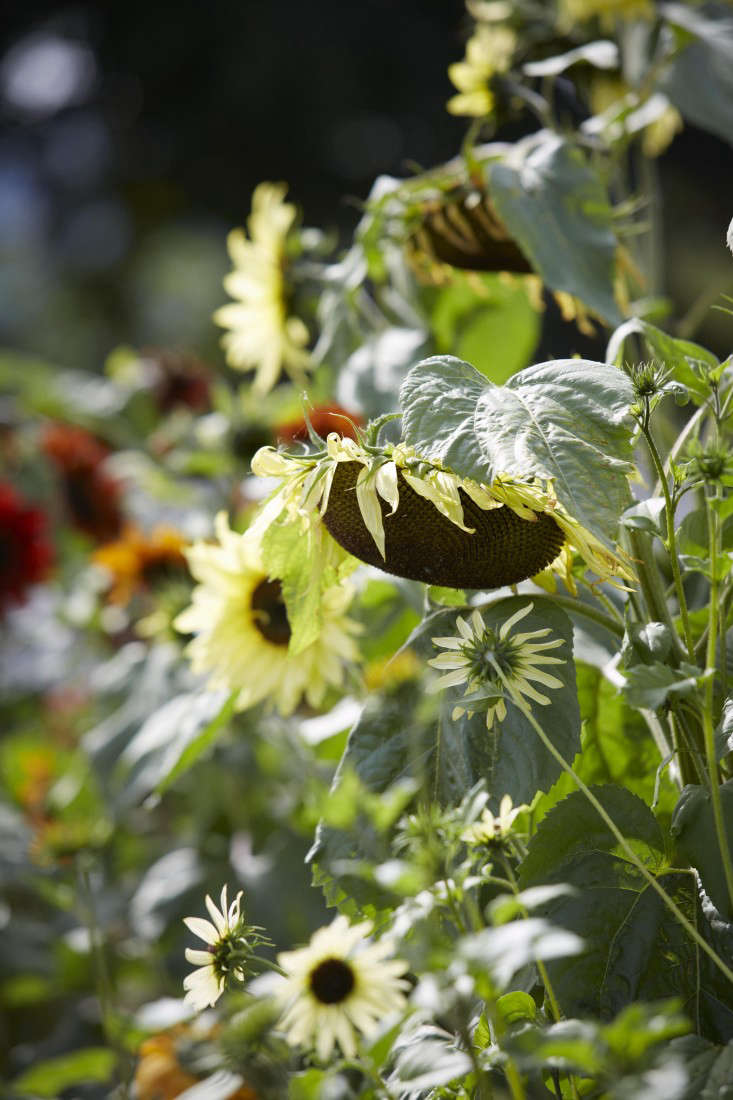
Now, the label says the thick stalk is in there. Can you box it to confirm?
[642,423,696,661]
[626,529,686,659]
[704,489,733,914]
[489,663,733,988]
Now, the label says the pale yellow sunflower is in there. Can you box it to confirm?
[213,182,312,394]
[428,602,566,729]
[462,794,528,844]
[447,25,516,118]
[174,514,359,715]
[277,915,410,1061]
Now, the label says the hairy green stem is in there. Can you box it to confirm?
[489,664,733,988]
[642,422,696,661]
[704,489,733,914]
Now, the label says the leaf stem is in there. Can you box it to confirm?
[489,663,733,988]
[704,487,733,915]
[641,421,696,661]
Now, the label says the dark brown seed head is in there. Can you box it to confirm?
[250,578,291,646]
[322,462,565,590]
[408,190,533,275]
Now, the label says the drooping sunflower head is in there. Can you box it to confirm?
[173,514,359,716]
[252,432,631,591]
[213,182,312,395]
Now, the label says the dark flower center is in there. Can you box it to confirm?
[309,957,356,1004]
[250,578,291,646]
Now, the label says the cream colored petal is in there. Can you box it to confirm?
[356,466,386,559]
[499,602,534,640]
[183,916,219,945]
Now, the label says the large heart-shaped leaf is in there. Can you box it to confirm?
[400,355,634,546]
[487,132,622,322]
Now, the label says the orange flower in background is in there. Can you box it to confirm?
[134,1031,257,1100]
[42,422,124,541]
[94,525,188,605]
[274,404,363,445]
[0,481,53,614]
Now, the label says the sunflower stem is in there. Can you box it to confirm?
[704,485,733,915]
[641,419,696,662]
[488,662,733,989]
[499,855,564,1025]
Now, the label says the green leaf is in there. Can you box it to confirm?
[119,690,234,804]
[521,785,664,885]
[622,662,705,711]
[496,990,538,1026]
[520,787,700,1021]
[459,918,585,990]
[262,511,355,655]
[487,133,620,322]
[12,1048,116,1097]
[671,782,733,920]
[715,697,733,760]
[606,318,717,403]
[429,274,540,383]
[661,3,733,146]
[388,1024,473,1092]
[621,497,667,536]
[621,622,674,669]
[400,354,635,547]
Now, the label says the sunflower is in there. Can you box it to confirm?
[428,602,566,729]
[173,514,359,715]
[462,794,528,844]
[213,182,312,394]
[93,525,187,605]
[276,915,410,1061]
[446,25,516,119]
[183,885,248,1011]
[251,433,631,590]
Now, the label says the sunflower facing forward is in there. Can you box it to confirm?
[213,182,312,394]
[174,514,359,715]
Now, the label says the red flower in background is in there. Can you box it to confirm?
[275,404,363,445]
[42,423,124,542]
[143,348,212,414]
[0,482,53,614]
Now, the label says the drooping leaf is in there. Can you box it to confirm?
[487,133,621,322]
[660,2,733,146]
[400,354,635,547]
[388,1024,473,1094]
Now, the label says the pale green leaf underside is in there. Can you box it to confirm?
[401,355,635,545]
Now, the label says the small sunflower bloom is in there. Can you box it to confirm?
[277,915,410,1062]
[447,26,516,118]
[93,525,187,605]
[173,514,359,715]
[183,885,247,1011]
[462,794,527,844]
[213,182,312,394]
[428,602,565,730]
